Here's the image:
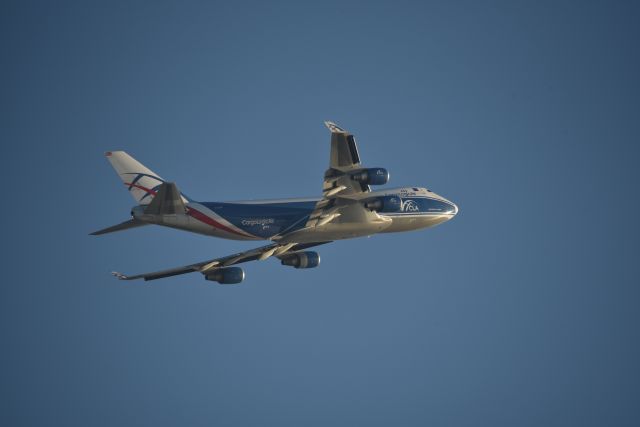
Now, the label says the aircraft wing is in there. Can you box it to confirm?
[112,241,330,281]
[300,122,382,229]
[324,121,369,195]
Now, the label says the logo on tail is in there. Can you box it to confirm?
[123,173,165,202]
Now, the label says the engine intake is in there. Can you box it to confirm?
[205,267,245,284]
[351,168,389,186]
[280,251,321,269]
[364,195,402,213]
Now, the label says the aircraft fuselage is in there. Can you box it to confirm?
[132,187,458,243]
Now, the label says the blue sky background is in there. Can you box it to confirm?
[2,1,639,425]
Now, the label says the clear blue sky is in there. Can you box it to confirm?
[2,1,639,426]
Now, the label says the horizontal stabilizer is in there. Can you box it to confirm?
[90,218,147,236]
[143,182,186,215]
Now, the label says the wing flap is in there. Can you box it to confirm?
[325,121,362,170]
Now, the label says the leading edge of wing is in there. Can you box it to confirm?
[111,241,331,281]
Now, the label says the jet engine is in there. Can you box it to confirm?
[280,251,321,269]
[351,168,389,186]
[205,267,245,284]
[364,195,402,213]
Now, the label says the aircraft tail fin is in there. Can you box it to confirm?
[105,151,169,205]
[143,182,186,215]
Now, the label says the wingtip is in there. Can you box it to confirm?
[111,271,128,280]
[324,121,345,133]
[105,150,126,157]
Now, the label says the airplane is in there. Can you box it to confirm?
[92,121,458,283]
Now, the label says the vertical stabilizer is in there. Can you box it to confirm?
[105,151,167,205]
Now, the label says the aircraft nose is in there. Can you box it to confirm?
[443,199,458,216]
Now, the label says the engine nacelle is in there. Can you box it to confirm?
[351,168,389,186]
[364,195,402,213]
[280,251,321,269]
[205,267,245,284]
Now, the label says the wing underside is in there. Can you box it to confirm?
[301,122,380,229]
[113,242,330,281]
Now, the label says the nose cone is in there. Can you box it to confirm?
[441,199,458,217]
[441,198,458,215]
[427,196,458,215]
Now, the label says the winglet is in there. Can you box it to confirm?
[324,121,347,133]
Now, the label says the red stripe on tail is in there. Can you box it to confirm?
[123,182,157,196]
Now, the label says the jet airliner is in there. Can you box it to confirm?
[93,122,458,283]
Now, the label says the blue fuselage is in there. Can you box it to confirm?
[199,200,318,239]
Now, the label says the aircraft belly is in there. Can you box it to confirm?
[279,220,392,243]
[381,214,454,232]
